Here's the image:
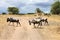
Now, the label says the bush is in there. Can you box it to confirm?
[27,13,35,15]
[51,1,60,14]
[2,12,6,15]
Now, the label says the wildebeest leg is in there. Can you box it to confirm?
[46,21,48,24]
[40,22,42,26]
[13,22,14,26]
[8,22,11,25]
[33,23,36,28]
[19,22,21,26]
[45,20,49,25]
[39,22,42,28]
[16,22,21,27]
[37,23,40,28]
[16,22,18,27]
[46,21,49,25]
[44,21,46,25]
[29,21,31,25]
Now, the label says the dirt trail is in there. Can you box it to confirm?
[9,18,44,40]
[0,16,60,40]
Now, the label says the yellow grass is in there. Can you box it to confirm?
[0,15,60,40]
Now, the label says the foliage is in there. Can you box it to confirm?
[36,8,43,13]
[8,7,19,14]
[18,13,25,15]
[2,12,6,15]
[27,13,34,14]
[51,1,60,14]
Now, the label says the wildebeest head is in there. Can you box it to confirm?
[7,18,10,22]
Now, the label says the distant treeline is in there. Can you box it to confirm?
[27,13,35,14]
[1,0,60,15]
[2,12,35,15]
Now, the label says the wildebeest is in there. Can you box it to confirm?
[29,18,42,28]
[38,17,49,25]
[28,17,49,28]
[7,17,21,26]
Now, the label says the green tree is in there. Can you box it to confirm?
[8,7,19,14]
[35,8,43,16]
[36,8,43,13]
[50,0,60,14]
[2,12,6,15]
